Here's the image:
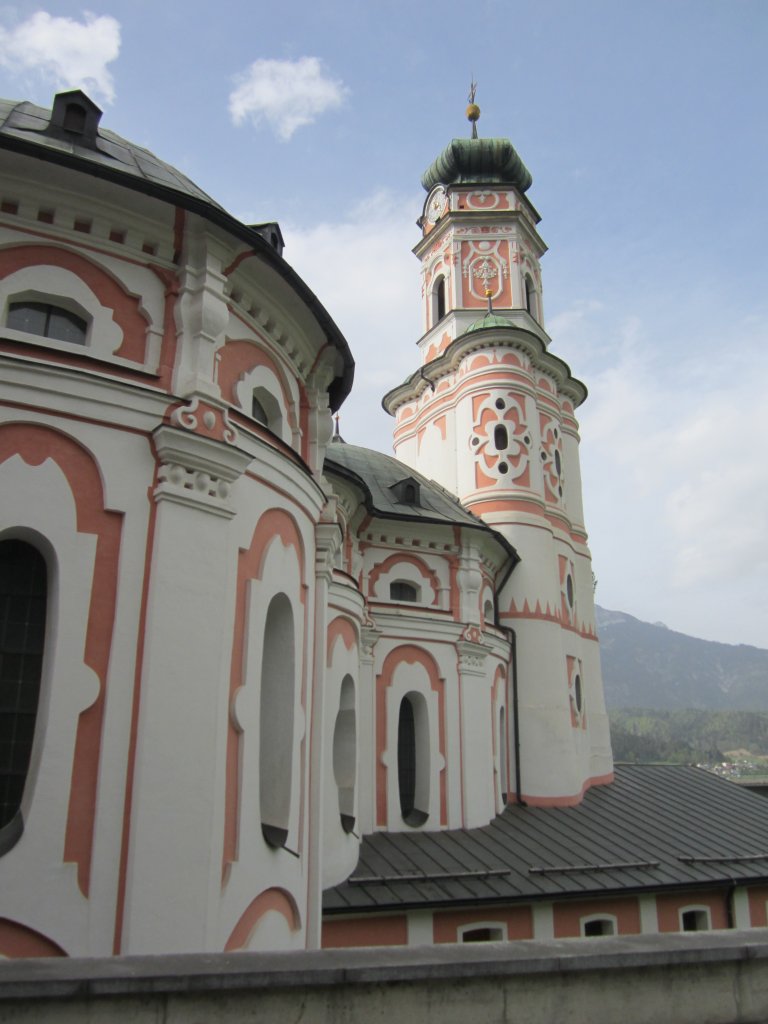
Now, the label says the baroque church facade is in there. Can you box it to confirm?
[2,91,768,958]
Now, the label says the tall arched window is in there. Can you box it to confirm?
[432,275,446,324]
[0,540,47,847]
[397,693,429,827]
[259,594,295,848]
[499,706,508,804]
[524,275,538,320]
[333,675,357,833]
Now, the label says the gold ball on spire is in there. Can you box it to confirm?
[466,103,481,123]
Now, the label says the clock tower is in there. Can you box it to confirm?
[383,102,613,804]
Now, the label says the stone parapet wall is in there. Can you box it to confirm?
[2,931,768,1023]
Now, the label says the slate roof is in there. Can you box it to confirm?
[0,92,355,411]
[324,765,768,913]
[0,97,221,208]
[325,441,518,567]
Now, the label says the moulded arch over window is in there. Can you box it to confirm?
[0,262,135,364]
[397,691,430,827]
[332,674,357,834]
[0,539,48,854]
[259,593,296,848]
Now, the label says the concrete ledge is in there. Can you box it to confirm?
[2,931,768,1023]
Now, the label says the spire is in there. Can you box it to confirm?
[466,79,480,140]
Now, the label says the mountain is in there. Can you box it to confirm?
[595,607,768,710]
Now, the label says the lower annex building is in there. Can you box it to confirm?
[1,90,767,958]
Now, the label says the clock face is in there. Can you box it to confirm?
[426,186,448,223]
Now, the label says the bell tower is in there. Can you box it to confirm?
[384,95,613,805]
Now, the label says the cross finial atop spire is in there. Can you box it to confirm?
[466,78,480,139]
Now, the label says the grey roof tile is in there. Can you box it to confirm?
[324,765,768,913]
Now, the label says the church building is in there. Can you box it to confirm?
[1,89,768,959]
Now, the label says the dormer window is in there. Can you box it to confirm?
[47,90,103,147]
[390,477,421,507]
[6,300,88,345]
[63,102,87,134]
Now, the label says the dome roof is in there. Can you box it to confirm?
[325,441,517,564]
[0,94,221,208]
[464,311,515,334]
[421,137,532,193]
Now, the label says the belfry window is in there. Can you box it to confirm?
[7,301,87,345]
[524,276,538,321]
[0,540,47,845]
[432,275,446,324]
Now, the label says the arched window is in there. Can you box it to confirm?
[460,925,506,942]
[524,275,538,320]
[251,393,268,426]
[483,599,494,624]
[251,387,283,434]
[0,540,47,849]
[397,693,429,827]
[333,675,357,833]
[680,907,710,932]
[582,916,616,937]
[432,275,446,324]
[499,706,507,804]
[6,300,87,345]
[259,594,295,848]
[390,581,420,603]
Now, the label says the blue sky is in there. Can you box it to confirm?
[1,1,766,647]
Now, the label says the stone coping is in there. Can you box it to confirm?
[2,931,768,1002]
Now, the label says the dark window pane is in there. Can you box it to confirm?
[7,301,87,345]
[0,541,47,831]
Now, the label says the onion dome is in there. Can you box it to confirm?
[421,137,532,193]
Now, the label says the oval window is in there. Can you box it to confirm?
[493,424,508,451]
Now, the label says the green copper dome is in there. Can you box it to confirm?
[421,138,532,193]
[464,311,515,334]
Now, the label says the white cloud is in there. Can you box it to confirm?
[0,11,120,104]
[568,300,768,646]
[229,57,347,141]
[281,190,420,452]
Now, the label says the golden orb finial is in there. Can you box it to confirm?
[466,78,480,139]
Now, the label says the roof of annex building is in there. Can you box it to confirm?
[324,764,768,913]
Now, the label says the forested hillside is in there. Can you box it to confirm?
[596,607,768,710]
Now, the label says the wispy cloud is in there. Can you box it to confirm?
[281,190,419,452]
[229,57,347,141]
[0,11,120,104]
[563,300,768,645]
